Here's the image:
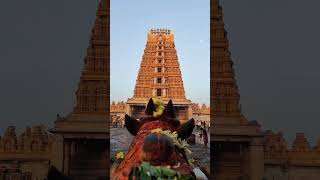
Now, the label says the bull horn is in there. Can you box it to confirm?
[124,114,141,136]
[177,118,195,140]
[164,99,176,118]
[145,98,156,115]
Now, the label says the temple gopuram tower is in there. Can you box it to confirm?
[126,29,192,122]
[212,0,264,179]
[51,0,109,179]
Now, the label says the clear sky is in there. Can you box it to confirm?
[110,0,210,105]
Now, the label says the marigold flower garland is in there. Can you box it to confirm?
[116,152,125,159]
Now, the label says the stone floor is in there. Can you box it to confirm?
[110,128,210,174]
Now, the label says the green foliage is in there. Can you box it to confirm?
[128,162,196,180]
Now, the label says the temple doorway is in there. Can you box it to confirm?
[64,139,108,180]
[212,142,249,180]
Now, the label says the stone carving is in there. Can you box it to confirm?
[264,131,288,156]
[126,29,194,122]
[110,101,126,113]
[0,126,53,153]
[73,0,108,114]
[292,133,311,152]
[131,29,186,100]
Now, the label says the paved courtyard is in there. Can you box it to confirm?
[110,127,210,173]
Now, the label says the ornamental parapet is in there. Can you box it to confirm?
[0,126,53,158]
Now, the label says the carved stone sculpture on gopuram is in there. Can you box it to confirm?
[126,28,194,124]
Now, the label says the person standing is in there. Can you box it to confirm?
[200,127,208,147]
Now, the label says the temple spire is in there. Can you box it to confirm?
[131,29,186,100]
[126,28,192,122]
[212,0,242,121]
[73,0,108,114]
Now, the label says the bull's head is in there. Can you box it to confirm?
[111,98,195,179]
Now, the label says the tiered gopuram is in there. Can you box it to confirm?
[212,0,264,179]
[126,29,193,122]
[51,0,109,179]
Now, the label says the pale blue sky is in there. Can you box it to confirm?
[110,0,210,105]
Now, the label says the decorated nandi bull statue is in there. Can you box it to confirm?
[111,98,197,180]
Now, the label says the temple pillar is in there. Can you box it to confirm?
[51,134,64,172]
[63,141,71,175]
[249,138,264,180]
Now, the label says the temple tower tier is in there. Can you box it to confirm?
[50,0,109,179]
[211,0,264,179]
[126,29,192,122]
